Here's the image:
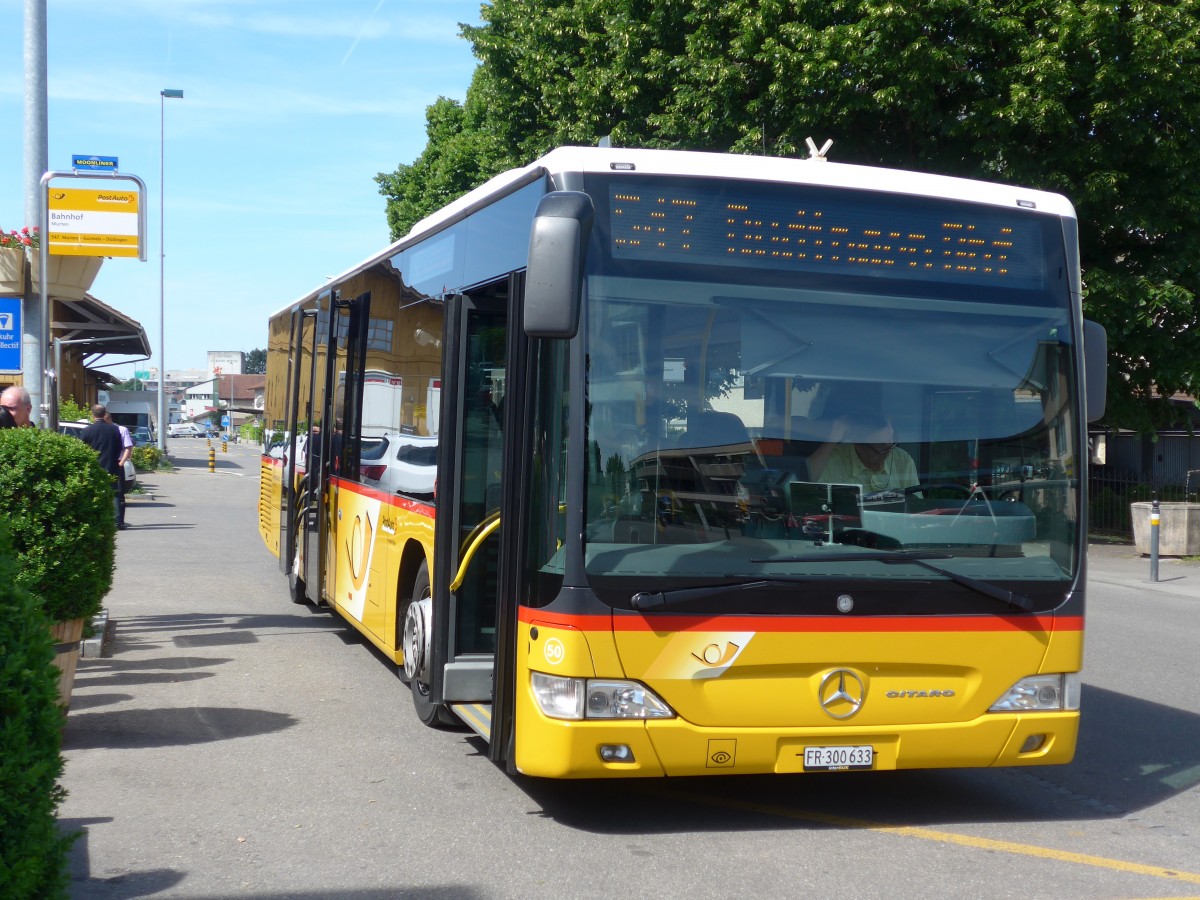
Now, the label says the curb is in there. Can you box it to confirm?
[80,609,113,658]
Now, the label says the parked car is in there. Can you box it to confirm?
[131,426,153,446]
[57,420,88,440]
[360,433,437,497]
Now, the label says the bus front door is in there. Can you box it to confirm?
[425,285,509,731]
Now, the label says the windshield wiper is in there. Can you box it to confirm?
[631,578,818,611]
[752,550,1037,614]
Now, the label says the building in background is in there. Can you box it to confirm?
[208,350,244,376]
[183,372,264,430]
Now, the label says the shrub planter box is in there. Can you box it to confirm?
[1130,502,1200,556]
[49,617,84,710]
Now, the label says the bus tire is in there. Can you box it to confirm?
[288,550,307,605]
[404,562,457,729]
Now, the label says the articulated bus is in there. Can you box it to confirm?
[258,146,1107,778]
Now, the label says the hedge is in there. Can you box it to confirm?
[0,522,74,899]
[0,427,115,622]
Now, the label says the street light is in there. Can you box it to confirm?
[158,88,183,453]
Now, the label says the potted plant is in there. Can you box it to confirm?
[0,226,37,295]
[0,226,104,300]
[0,427,116,708]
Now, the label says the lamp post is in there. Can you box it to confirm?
[157,88,183,453]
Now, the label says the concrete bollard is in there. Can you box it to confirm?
[1149,495,1160,582]
[208,447,216,473]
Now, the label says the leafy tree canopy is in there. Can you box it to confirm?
[244,348,267,375]
[378,0,1200,432]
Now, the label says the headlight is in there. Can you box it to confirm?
[989,673,1081,712]
[531,673,675,721]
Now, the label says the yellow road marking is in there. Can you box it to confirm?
[656,789,1200,886]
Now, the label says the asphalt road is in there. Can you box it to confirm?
[59,439,1200,899]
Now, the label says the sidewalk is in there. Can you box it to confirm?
[1085,539,1199,598]
[59,439,332,897]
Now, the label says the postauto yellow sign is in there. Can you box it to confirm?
[48,187,140,257]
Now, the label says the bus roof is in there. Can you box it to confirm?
[272,146,1076,317]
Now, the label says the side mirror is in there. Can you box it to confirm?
[524,192,595,338]
[1083,319,1107,423]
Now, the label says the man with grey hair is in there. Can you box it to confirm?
[0,385,33,428]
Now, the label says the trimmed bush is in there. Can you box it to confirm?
[56,396,91,426]
[0,427,114,623]
[0,522,74,899]
[131,444,162,472]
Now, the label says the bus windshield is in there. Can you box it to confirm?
[581,174,1081,612]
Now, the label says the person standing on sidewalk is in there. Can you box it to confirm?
[0,385,34,427]
[81,404,129,530]
[105,411,134,494]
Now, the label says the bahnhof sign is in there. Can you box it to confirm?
[48,187,141,258]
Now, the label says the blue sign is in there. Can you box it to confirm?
[71,154,118,172]
[221,415,230,427]
[0,298,22,374]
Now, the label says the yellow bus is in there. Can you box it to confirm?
[259,146,1107,778]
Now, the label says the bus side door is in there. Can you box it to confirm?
[322,292,370,611]
[430,283,509,712]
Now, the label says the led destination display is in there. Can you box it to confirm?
[608,180,1051,292]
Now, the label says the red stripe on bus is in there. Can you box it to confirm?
[521,607,1082,634]
[331,477,436,517]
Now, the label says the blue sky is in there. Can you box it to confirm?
[0,0,483,380]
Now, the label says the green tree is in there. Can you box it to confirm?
[244,348,266,375]
[376,78,512,240]
[382,0,1200,433]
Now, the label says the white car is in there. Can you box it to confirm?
[360,433,437,497]
[168,423,205,438]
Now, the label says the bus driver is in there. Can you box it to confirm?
[808,412,919,494]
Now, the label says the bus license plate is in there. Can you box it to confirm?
[803,745,874,771]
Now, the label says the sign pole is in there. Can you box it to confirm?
[39,169,148,428]
[23,0,48,425]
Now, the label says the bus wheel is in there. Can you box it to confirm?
[288,550,307,604]
[402,562,457,728]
